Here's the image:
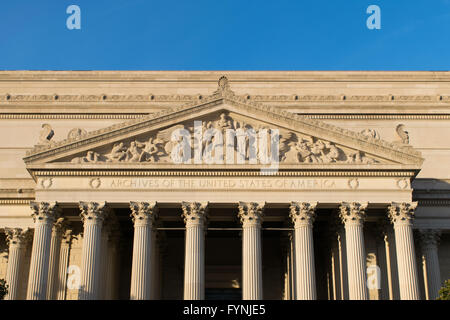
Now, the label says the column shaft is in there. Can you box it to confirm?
[46,219,65,299]
[339,202,368,300]
[130,201,157,300]
[56,230,73,300]
[419,230,442,300]
[5,228,30,300]
[388,202,420,300]
[290,202,317,300]
[27,202,59,300]
[238,202,264,300]
[78,202,107,300]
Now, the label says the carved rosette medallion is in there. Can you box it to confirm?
[289,202,317,228]
[396,178,409,190]
[387,202,417,226]
[238,202,265,227]
[129,201,158,227]
[339,202,368,226]
[348,178,359,189]
[181,202,209,227]
[40,178,53,189]
[89,178,101,189]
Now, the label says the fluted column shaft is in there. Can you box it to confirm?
[99,220,114,299]
[5,228,31,300]
[129,201,157,300]
[388,202,420,300]
[151,232,161,299]
[419,229,442,300]
[238,202,264,300]
[46,218,65,300]
[290,202,317,300]
[339,202,368,300]
[27,202,59,300]
[56,230,73,300]
[182,202,208,300]
[78,202,107,300]
[105,232,120,300]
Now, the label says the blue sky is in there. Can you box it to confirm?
[1,0,449,70]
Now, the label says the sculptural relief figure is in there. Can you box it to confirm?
[297,140,319,163]
[360,129,380,140]
[322,141,340,163]
[279,132,374,164]
[106,142,127,162]
[346,150,376,164]
[65,113,380,166]
[71,151,103,163]
[67,128,87,140]
[125,141,142,162]
[137,137,167,162]
[216,113,233,130]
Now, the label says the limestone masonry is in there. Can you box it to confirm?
[0,71,449,300]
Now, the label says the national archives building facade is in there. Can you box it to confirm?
[0,71,448,300]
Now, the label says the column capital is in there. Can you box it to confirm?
[181,202,208,226]
[289,202,317,227]
[61,229,76,246]
[238,202,264,227]
[30,201,60,225]
[5,227,33,247]
[52,217,69,234]
[339,202,368,226]
[79,201,108,225]
[418,229,441,248]
[130,201,158,227]
[374,218,391,244]
[387,202,417,226]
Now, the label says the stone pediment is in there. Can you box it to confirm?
[23,76,424,169]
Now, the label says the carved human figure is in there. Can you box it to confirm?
[297,140,318,163]
[310,140,326,163]
[323,141,340,163]
[126,141,142,162]
[138,137,166,162]
[106,142,127,162]
[71,150,102,163]
[216,113,233,130]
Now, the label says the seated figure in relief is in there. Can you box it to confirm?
[106,142,127,162]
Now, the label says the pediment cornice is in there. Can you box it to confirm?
[23,76,424,167]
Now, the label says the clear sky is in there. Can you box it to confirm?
[1,0,450,70]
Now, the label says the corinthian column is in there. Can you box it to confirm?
[46,218,65,300]
[78,201,108,300]
[105,229,120,300]
[56,230,74,300]
[388,202,420,300]
[5,228,32,300]
[238,202,264,300]
[27,202,59,300]
[129,201,158,300]
[182,201,208,300]
[339,202,368,300]
[289,202,317,300]
[418,229,442,300]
